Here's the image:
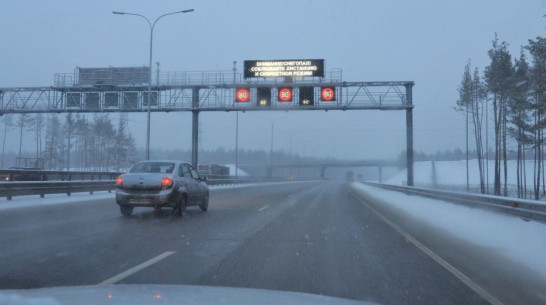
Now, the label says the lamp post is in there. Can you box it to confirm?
[113,9,194,160]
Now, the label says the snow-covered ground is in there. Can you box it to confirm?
[350,182,546,280]
[387,159,539,189]
[0,191,116,211]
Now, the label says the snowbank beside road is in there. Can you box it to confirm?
[350,182,546,279]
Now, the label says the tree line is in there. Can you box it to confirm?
[457,32,546,199]
[1,113,138,171]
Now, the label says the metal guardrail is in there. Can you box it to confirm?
[0,169,121,182]
[0,180,116,200]
[361,182,546,223]
[0,177,288,200]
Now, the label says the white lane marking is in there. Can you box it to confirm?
[348,188,505,305]
[97,251,175,286]
[258,205,270,212]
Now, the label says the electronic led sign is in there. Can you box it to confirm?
[257,87,271,106]
[278,88,293,102]
[321,87,336,101]
[244,59,324,79]
[299,87,314,106]
[235,88,250,102]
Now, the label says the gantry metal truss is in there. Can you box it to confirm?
[0,70,415,185]
[0,83,412,113]
[0,69,412,113]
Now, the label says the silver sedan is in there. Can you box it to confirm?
[115,160,209,217]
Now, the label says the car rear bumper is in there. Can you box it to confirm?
[115,191,176,208]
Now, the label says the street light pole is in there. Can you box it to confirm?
[113,9,194,160]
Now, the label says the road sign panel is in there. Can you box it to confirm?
[321,87,336,101]
[236,88,250,102]
[299,87,314,106]
[278,88,293,102]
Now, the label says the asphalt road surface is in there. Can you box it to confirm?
[0,181,518,304]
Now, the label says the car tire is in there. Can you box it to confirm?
[120,205,133,217]
[199,195,209,212]
[174,195,187,216]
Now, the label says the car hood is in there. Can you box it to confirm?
[0,284,378,305]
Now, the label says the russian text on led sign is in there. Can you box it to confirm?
[244,59,324,78]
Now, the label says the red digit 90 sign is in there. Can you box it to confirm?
[235,88,250,102]
[278,88,293,102]
[321,87,336,101]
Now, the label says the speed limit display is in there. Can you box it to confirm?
[321,87,336,101]
[278,88,293,102]
[235,88,250,102]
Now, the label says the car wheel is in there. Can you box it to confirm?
[174,195,187,216]
[120,205,133,217]
[199,195,209,212]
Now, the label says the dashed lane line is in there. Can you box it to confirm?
[97,251,175,286]
[258,205,270,212]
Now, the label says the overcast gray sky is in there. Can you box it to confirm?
[1,0,545,160]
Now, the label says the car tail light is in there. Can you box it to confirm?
[116,176,123,188]
[161,177,173,189]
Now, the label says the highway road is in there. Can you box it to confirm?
[0,181,537,304]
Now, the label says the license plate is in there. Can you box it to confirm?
[128,198,152,204]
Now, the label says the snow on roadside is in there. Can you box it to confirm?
[0,191,115,211]
[350,182,546,278]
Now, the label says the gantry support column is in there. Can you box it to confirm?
[405,83,414,186]
[191,86,200,169]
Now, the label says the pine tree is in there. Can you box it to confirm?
[16,114,36,163]
[43,115,63,170]
[526,36,546,199]
[484,34,514,196]
[508,51,532,198]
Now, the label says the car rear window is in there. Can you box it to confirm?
[130,162,175,174]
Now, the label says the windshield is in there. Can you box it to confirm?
[129,162,175,174]
[1,1,546,305]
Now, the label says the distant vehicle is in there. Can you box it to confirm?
[198,164,230,178]
[115,160,209,217]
